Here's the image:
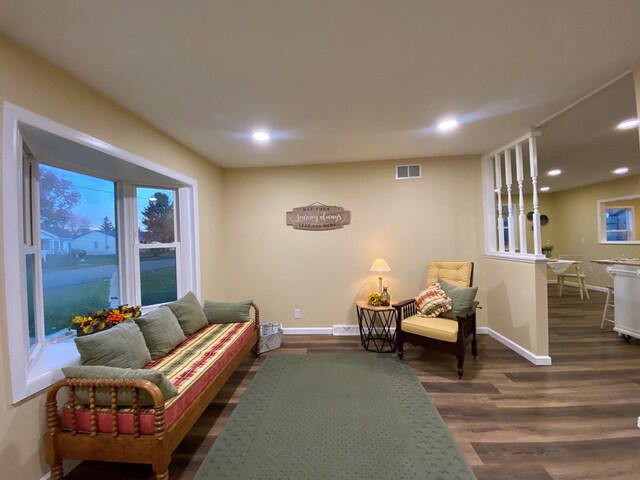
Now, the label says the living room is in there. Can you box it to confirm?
[2,2,640,479]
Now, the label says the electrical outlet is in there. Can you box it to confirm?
[294,309,301,319]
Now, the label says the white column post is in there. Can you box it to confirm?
[504,148,515,253]
[515,142,527,254]
[529,136,541,255]
[494,154,505,252]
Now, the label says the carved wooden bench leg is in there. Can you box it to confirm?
[154,470,169,480]
[50,463,64,480]
[152,458,170,480]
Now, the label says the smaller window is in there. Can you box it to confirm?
[605,208,633,241]
[500,204,519,250]
[598,196,639,244]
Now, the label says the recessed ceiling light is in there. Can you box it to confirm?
[616,118,640,130]
[438,119,459,132]
[547,169,562,176]
[252,130,270,143]
[540,186,550,192]
[613,167,629,175]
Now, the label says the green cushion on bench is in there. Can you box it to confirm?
[203,299,253,324]
[166,291,208,335]
[62,365,178,406]
[135,306,185,359]
[74,320,151,368]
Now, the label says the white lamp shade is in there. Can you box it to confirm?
[369,258,391,273]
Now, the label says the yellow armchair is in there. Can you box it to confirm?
[394,261,478,378]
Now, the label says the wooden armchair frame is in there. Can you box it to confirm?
[44,303,261,480]
[394,263,478,378]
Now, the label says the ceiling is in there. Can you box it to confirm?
[536,73,640,192]
[1,0,640,171]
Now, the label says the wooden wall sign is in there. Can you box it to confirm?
[286,204,351,231]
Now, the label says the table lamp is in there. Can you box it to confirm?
[370,258,391,293]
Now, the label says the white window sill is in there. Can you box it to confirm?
[19,337,80,402]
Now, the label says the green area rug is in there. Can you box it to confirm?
[195,353,476,480]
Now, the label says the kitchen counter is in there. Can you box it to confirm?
[592,258,640,267]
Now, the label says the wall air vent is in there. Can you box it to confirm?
[395,164,421,180]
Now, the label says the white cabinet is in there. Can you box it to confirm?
[608,266,640,340]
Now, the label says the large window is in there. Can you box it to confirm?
[33,164,119,343]
[3,103,199,402]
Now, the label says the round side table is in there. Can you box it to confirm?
[354,300,397,352]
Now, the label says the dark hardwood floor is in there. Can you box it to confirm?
[65,285,640,479]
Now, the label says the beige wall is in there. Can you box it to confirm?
[485,259,548,356]
[221,157,487,330]
[0,34,225,480]
[543,175,640,287]
[635,64,640,151]
[503,193,560,254]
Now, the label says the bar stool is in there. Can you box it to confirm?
[601,285,615,329]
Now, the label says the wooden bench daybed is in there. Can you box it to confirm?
[44,303,260,480]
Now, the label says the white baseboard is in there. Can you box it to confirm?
[285,325,551,366]
[284,325,395,336]
[39,473,51,480]
[283,327,333,335]
[479,327,552,365]
[586,284,608,293]
[547,279,608,293]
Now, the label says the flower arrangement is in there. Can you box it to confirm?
[367,291,381,306]
[542,241,554,257]
[71,304,141,336]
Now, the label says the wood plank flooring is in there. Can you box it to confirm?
[64,286,640,479]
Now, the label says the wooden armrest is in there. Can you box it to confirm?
[251,301,260,328]
[394,298,416,309]
[394,298,418,322]
[46,378,167,438]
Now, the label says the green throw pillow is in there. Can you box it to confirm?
[166,291,208,335]
[74,320,151,369]
[135,306,186,359]
[203,299,253,324]
[62,365,178,406]
[437,279,478,319]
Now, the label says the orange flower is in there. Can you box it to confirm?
[107,312,125,324]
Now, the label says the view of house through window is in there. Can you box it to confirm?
[4,111,198,402]
[24,164,183,343]
[36,164,118,340]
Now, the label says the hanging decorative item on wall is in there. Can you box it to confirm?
[286,203,351,231]
[527,211,550,229]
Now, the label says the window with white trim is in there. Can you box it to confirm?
[605,207,634,241]
[135,187,179,305]
[2,103,200,402]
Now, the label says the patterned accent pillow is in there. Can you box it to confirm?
[415,283,453,317]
